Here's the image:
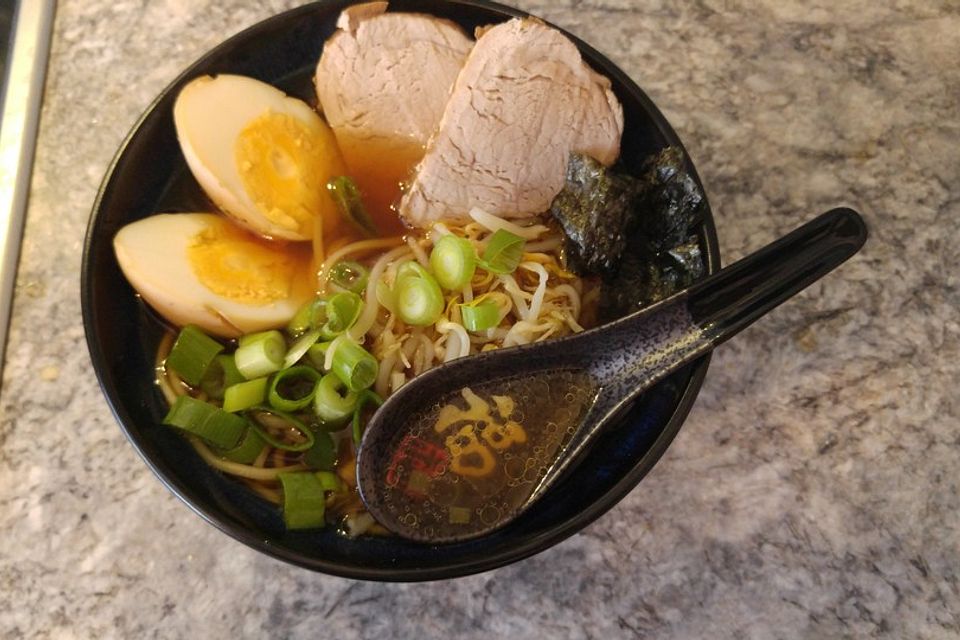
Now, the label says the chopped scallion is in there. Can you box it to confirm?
[330,339,378,392]
[283,329,321,369]
[329,260,369,294]
[315,470,346,492]
[304,431,336,471]
[313,372,358,426]
[245,407,316,452]
[268,366,322,412]
[352,389,384,445]
[214,426,266,464]
[327,176,379,237]
[307,342,330,370]
[287,298,327,338]
[319,291,362,340]
[479,229,525,274]
[459,298,502,332]
[430,235,477,290]
[162,395,245,448]
[165,325,223,386]
[278,472,326,529]
[199,353,244,400]
[235,330,286,379]
[394,261,443,326]
[222,377,268,413]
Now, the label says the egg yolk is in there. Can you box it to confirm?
[186,218,310,305]
[235,111,331,236]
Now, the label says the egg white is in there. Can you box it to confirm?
[173,74,342,241]
[113,213,313,337]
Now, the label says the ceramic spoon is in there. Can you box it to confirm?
[357,207,867,543]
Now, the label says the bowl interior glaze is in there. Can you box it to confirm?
[81,0,719,581]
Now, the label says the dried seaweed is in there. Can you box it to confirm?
[548,147,707,322]
[549,154,640,277]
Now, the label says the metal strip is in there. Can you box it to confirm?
[0,0,56,379]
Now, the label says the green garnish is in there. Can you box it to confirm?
[268,366,322,412]
[394,261,444,326]
[327,176,379,237]
[429,235,477,290]
[162,395,245,448]
[459,298,502,332]
[278,472,326,529]
[329,260,370,294]
[234,330,286,379]
[330,339,378,393]
[222,377,268,413]
[479,229,525,275]
[165,325,223,386]
[313,372,358,427]
[245,407,315,452]
[319,291,363,340]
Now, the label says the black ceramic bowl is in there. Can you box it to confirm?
[81,0,720,581]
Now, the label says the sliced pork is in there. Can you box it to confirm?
[399,18,624,228]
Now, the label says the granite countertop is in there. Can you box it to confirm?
[2,0,958,637]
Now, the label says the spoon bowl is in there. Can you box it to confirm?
[357,207,868,543]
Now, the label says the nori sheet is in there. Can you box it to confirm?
[548,147,706,322]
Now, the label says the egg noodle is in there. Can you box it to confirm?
[156,208,595,536]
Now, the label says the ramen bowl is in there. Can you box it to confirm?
[81,0,719,581]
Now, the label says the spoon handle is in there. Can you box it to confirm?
[687,206,868,345]
[534,207,867,499]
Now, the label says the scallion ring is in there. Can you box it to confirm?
[268,366,322,412]
[429,235,477,290]
[245,406,316,452]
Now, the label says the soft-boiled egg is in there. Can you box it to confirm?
[114,213,314,337]
[173,74,347,241]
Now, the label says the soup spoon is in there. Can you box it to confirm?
[357,207,867,543]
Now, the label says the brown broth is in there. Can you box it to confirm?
[335,133,424,237]
[376,369,598,540]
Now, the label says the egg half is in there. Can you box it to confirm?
[173,74,347,241]
[114,213,314,337]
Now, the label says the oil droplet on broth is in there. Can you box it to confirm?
[378,369,598,540]
[335,133,424,236]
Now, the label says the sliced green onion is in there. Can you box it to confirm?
[394,261,443,326]
[352,389,384,445]
[459,298,502,332]
[319,291,362,340]
[245,407,315,452]
[278,472,326,529]
[268,366,322,412]
[287,298,327,338]
[313,372,358,427]
[283,329,321,369]
[304,431,336,471]
[222,377,268,413]
[214,426,266,464]
[307,342,330,370]
[331,340,378,392]
[199,353,244,400]
[430,235,477,290]
[376,277,396,312]
[327,176,379,237]
[162,395,245,448]
[235,330,286,379]
[315,470,346,492]
[165,325,223,386]
[329,260,369,294]
[479,229,525,274]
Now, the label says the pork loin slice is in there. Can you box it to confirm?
[315,2,473,146]
[399,18,624,228]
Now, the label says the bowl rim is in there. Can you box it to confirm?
[80,0,720,581]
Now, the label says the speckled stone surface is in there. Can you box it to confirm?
[1,0,958,637]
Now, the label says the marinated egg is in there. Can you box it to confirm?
[173,74,347,241]
[113,213,314,337]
